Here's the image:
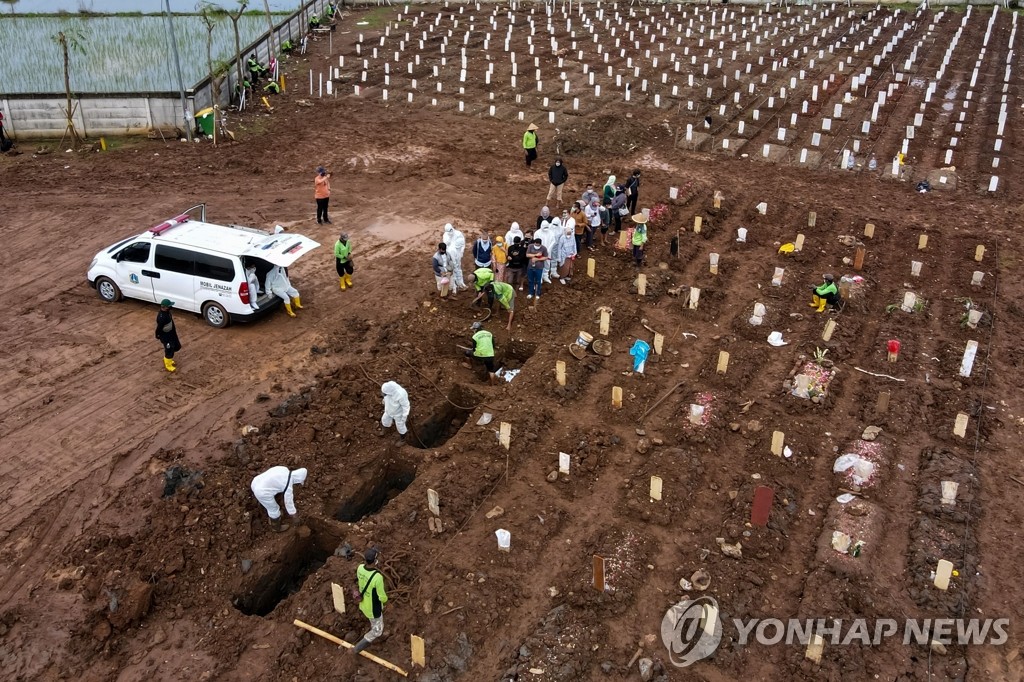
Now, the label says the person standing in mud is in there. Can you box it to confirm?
[314,166,332,224]
[350,547,388,655]
[523,123,539,167]
[155,299,182,373]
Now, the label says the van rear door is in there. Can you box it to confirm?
[244,233,320,267]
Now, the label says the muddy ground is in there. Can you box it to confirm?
[1,3,1023,681]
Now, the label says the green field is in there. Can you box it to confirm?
[0,14,287,94]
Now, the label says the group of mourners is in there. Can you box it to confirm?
[431,167,650,311]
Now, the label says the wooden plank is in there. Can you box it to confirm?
[751,486,773,527]
[770,431,785,456]
[293,619,409,677]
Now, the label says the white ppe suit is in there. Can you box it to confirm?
[380,381,410,435]
[250,466,308,520]
[442,224,466,292]
[504,222,525,249]
[266,266,299,303]
[245,266,260,310]
[535,220,560,283]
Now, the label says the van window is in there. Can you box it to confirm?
[118,242,151,264]
[154,245,196,275]
[194,252,235,282]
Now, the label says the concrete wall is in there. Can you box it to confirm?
[2,0,330,141]
[2,95,183,140]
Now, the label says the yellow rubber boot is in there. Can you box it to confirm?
[163,358,176,372]
[292,296,303,309]
[339,277,347,290]
[284,302,296,317]
[815,298,827,313]
[808,294,820,308]
[344,273,353,288]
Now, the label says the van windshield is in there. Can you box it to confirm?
[106,237,136,254]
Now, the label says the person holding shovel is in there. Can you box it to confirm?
[463,322,497,384]
[350,547,388,655]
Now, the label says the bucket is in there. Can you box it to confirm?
[576,331,594,349]
[495,529,511,552]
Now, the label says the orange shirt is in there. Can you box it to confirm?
[314,174,330,199]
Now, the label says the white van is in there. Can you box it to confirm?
[87,204,320,328]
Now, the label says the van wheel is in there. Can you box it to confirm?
[96,277,122,303]
[203,302,229,328]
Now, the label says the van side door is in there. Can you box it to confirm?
[113,241,157,303]
[152,245,199,313]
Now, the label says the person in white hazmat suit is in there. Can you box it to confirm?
[266,265,302,318]
[535,219,560,284]
[504,221,525,249]
[250,466,308,532]
[380,381,410,437]
[442,223,466,294]
[244,262,260,310]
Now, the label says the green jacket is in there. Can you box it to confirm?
[632,226,648,246]
[522,131,537,150]
[473,267,494,291]
[357,564,387,620]
[491,281,514,309]
[815,281,838,297]
[334,239,351,263]
[472,330,495,358]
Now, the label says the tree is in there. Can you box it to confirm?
[52,27,86,147]
[227,0,249,105]
[261,0,277,66]
[0,0,19,16]
[198,3,228,144]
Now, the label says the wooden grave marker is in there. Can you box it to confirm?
[822,319,836,341]
[694,215,703,233]
[918,234,928,250]
[771,430,785,456]
[558,452,570,474]
[953,413,969,438]
[427,488,440,516]
[612,386,623,408]
[808,211,816,227]
[592,555,606,591]
[653,333,664,355]
[805,634,824,664]
[853,247,865,271]
[637,274,647,295]
[689,287,701,309]
[600,309,611,335]
[587,258,596,278]
[650,475,663,500]
[794,234,805,252]
[863,223,875,239]
[751,486,773,526]
[411,635,426,667]
[975,245,985,262]
[331,583,346,614]
[556,360,566,386]
[716,351,729,374]
[934,559,953,590]
[499,422,511,449]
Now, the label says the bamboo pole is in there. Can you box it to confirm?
[293,619,409,677]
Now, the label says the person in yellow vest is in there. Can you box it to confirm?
[523,123,538,167]
[464,322,497,384]
[334,232,353,290]
[484,281,516,331]
[630,213,649,267]
[350,547,388,655]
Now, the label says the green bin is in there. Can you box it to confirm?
[195,107,215,136]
